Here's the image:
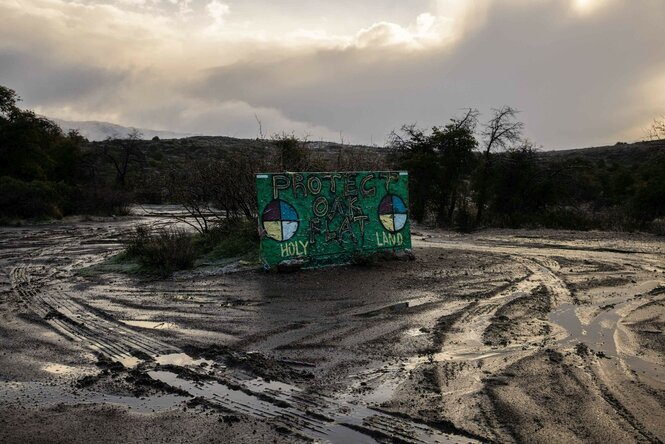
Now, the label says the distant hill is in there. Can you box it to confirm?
[83,135,388,189]
[541,139,665,165]
[53,117,665,163]
[86,135,386,162]
[53,119,193,141]
[64,117,665,170]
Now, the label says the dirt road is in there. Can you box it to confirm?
[1,215,664,443]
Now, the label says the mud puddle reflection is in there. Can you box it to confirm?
[120,320,179,330]
[548,281,665,382]
[548,303,620,356]
[0,380,188,413]
[148,364,476,443]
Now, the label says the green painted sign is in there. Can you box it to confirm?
[256,171,411,269]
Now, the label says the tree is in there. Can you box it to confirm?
[389,124,437,222]
[0,85,82,183]
[474,106,524,225]
[647,117,665,141]
[273,133,312,171]
[490,141,550,226]
[0,84,87,218]
[389,109,478,225]
[101,128,145,187]
[163,160,219,234]
[431,109,478,225]
[0,85,20,118]
[163,151,267,234]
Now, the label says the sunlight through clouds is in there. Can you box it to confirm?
[571,0,606,15]
[206,0,230,27]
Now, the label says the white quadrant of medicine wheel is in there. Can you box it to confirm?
[393,213,407,231]
[282,221,298,240]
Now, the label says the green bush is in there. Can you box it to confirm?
[199,220,259,259]
[125,225,195,274]
[121,221,259,276]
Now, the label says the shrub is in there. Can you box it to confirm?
[73,186,131,216]
[454,201,476,233]
[650,218,665,236]
[199,220,259,259]
[0,176,64,219]
[125,225,195,274]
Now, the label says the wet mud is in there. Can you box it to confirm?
[1,216,664,443]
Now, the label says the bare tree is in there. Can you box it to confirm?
[452,108,480,132]
[647,117,665,141]
[387,124,428,152]
[102,128,145,187]
[163,151,266,234]
[254,114,265,140]
[475,106,524,224]
[163,161,221,234]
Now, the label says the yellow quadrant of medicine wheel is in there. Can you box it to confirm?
[379,214,394,232]
[263,221,283,241]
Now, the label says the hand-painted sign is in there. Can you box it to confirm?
[256,171,411,269]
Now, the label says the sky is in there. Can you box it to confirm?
[0,0,664,148]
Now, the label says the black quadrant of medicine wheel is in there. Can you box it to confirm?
[378,194,408,233]
[262,199,299,242]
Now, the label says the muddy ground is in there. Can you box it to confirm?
[1,212,664,443]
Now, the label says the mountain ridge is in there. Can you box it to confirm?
[53,118,194,141]
[57,117,665,158]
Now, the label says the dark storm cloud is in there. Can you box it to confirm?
[0,50,129,109]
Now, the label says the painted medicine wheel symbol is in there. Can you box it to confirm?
[378,194,408,232]
[262,199,299,242]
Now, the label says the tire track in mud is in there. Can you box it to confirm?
[11,263,479,443]
[533,265,665,442]
[7,228,478,444]
[11,265,179,366]
[8,225,176,365]
[6,225,663,442]
[417,236,665,441]
[337,253,564,377]
[557,288,665,443]
[428,254,569,362]
[342,270,547,421]
[150,365,478,444]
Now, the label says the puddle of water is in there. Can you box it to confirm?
[549,303,619,356]
[549,280,663,357]
[404,328,427,337]
[116,356,142,368]
[548,284,665,385]
[120,320,179,330]
[0,380,188,413]
[154,353,214,367]
[148,369,475,443]
[42,363,79,375]
[349,342,536,407]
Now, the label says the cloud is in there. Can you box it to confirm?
[0,49,129,109]
[570,0,607,16]
[205,0,230,27]
[0,0,663,148]
[350,13,449,49]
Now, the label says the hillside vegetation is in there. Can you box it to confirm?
[2,84,664,235]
